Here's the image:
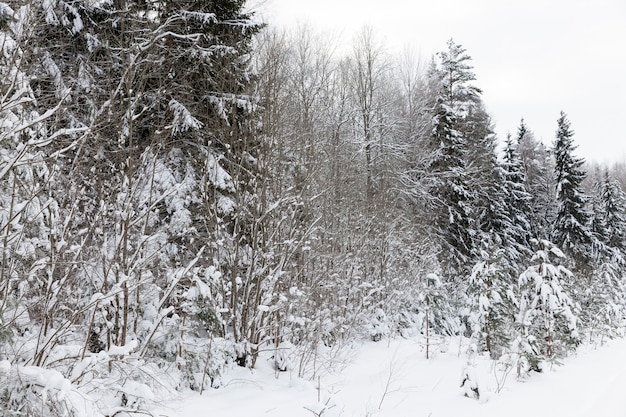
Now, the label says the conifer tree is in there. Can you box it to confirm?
[516,240,580,368]
[599,170,626,259]
[428,93,474,271]
[551,112,593,270]
[6,0,265,373]
[583,262,625,341]
[589,182,610,260]
[425,40,480,274]
[467,243,515,359]
[516,119,555,239]
[466,104,510,253]
[502,132,533,258]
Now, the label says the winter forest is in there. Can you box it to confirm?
[2,1,626,416]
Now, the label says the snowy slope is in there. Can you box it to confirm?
[156,337,626,417]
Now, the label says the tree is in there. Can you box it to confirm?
[3,0,266,388]
[350,26,396,210]
[582,262,625,342]
[588,179,610,261]
[516,119,555,239]
[425,40,480,274]
[551,112,593,270]
[501,132,533,259]
[463,99,511,257]
[516,240,580,371]
[422,272,456,358]
[598,170,626,258]
[467,243,515,359]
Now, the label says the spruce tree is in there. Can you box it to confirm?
[551,111,593,270]
[466,104,510,254]
[600,170,626,259]
[516,119,555,239]
[502,132,533,258]
[467,242,515,359]
[516,240,580,368]
[8,0,265,374]
[428,90,474,270]
[425,40,481,274]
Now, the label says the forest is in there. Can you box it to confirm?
[1,1,626,416]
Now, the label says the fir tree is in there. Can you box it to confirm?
[422,272,457,358]
[583,262,626,341]
[428,91,474,270]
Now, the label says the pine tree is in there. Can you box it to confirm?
[551,112,593,270]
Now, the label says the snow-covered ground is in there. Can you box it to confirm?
[156,336,626,417]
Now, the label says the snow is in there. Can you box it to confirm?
[0,360,10,374]
[169,99,204,134]
[19,366,72,394]
[121,380,155,401]
[181,11,217,24]
[42,0,59,25]
[155,336,626,417]
[206,153,235,192]
[107,339,138,356]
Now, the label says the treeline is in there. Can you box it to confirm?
[1,1,626,415]
[254,25,626,353]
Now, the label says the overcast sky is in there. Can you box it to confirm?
[255,0,626,165]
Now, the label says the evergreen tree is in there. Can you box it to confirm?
[516,119,555,239]
[467,242,515,359]
[583,262,626,341]
[551,112,593,270]
[422,272,457,358]
[516,240,580,370]
[502,132,533,258]
[428,91,474,270]
[466,104,510,253]
[425,40,481,274]
[599,170,626,258]
[589,182,609,260]
[4,0,264,377]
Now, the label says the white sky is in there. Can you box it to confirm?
[254,0,626,164]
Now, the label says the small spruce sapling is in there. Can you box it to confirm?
[423,273,446,359]
[467,241,514,359]
[516,239,580,374]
